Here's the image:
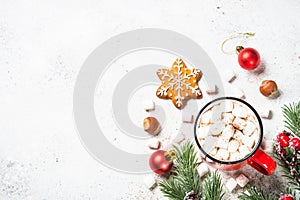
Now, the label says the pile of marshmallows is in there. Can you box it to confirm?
[197,161,250,192]
[197,100,259,162]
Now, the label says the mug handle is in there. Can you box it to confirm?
[247,149,276,175]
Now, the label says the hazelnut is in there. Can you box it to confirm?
[259,80,279,98]
[143,117,161,135]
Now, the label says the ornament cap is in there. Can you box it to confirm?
[164,150,176,162]
[236,46,244,54]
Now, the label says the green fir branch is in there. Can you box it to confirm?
[159,142,225,200]
[173,143,201,196]
[159,176,186,199]
[283,186,298,198]
[159,141,201,200]
[282,102,300,137]
[269,102,300,198]
[202,170,225,200]
[238,185,278,200]
[279,102,300,192]
[274,149,300,192]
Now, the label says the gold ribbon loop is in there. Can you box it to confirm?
[221,32,255,55]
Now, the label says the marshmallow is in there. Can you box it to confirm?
[216,137,228,149]
[226,178,238,192]
[201,110,212,124]
[228,139,239,153]
[199,138,205,146]
[247,115,257,123]
[229,152,241,161]
[143,175,157,190]
[211,105,223,121]
[206,84,218,95]
[260,110,271,119]
[250,130,259,144]
[261,139,274,153]
[210,148,218,156]
[243,122,256,136]
[233,117,247,130]
[242,135,255,148]
[182,113,194,123]
[232,87,246,99]
[219,101,234,113]
[197,157,203,164]
[148,138,161,150]
[221,112,235,124]
[196,153,203,163]
[224,69,236,83]
[236,174,249,188]
[233,130,244,141]
[222,125,235,139]
[232,106,248,118]
[143,100,155,112]
[209,122,225,136]
[216,149,229,160]
[197,125,209,139]
[203,136,217,149]
[197,163,209,177]
[239,145,251,157]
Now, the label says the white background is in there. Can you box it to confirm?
[0,0,300,199]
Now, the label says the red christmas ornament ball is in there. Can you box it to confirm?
[277,132,290,147]
[149,150,173,174]
[237,47,260,70]
[290,137,300,150]
[279,194,294,200]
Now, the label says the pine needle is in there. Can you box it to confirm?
[159,142,225,200]
[283,186,298,198]
[279,102,300,193]
[274,148,300,192]
[159,141,201,200]
[282,102,300,137]
[238,185,278,200]
[202,170,225,200]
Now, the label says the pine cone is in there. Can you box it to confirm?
[183,190,199,200]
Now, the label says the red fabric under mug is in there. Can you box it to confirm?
[194,97,276,175]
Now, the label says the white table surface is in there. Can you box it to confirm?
[0,0,300,199]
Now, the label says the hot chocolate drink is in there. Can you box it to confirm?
[196,100,260,162]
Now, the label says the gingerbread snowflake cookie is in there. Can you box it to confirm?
[156,58,203,109]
